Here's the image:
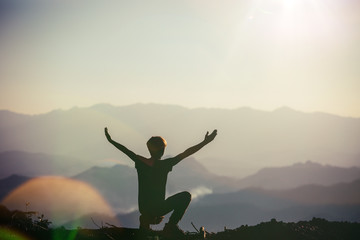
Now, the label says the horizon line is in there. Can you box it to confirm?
[1,102,359,119]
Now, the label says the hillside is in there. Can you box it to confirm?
[271,179,360,205]
[182,179,360,232]
[61,179,360,231]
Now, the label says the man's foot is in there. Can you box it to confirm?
[140,215,164,229]
[163,223,186,239]
[137,227,156,240]
[139,215,150,231]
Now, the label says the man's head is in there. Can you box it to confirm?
[147,136,167,159]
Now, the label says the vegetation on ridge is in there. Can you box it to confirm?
[1,205,359,240]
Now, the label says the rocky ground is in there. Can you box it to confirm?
[1,204,359,240]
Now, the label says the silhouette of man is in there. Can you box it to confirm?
[105,127,217,238]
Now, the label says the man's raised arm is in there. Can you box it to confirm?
[105,127,139,162]
[171,129,217,166]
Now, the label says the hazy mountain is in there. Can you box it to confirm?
[0,174,30,200]
[193,178,360,210]
[1,104,359,177]
[94,159,360,203]
[73,179,360,232]
[166,158,239,194]
[73,164,138,213]
[180,180,360,232]
[2,150,360,215]
[182,202,360,232]
[73,158,239,212]
[0,110,32,130]
[3,163,359,230]
[270,179,360,205]
[0,151,89,178]
[65,159,360,215]
[237,161,360,190]
[0,158,238,227]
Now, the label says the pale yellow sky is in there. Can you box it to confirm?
[0,0,359,117]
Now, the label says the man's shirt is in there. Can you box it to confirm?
[135,158,175,212]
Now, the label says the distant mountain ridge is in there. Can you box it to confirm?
[0,151,91,178]
[1,155,360,228]
[63,179,360,231]
[1,103,359,177]
[73,157,240,212]
[270,178,360,205]
[0,174,30,200]
[2,151,360,202]
[237,161,360,189]
[184,178,360,231]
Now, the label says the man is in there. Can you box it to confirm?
[105,127,217,238]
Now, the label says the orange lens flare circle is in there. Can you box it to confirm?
[1,176,119,228]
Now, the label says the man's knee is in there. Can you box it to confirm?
[182,191,191,204]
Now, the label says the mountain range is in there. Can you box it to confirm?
[1,103,359,230]
[237,161,360,189]
[1,103,359,177]
[0,151,88,179]
[1,155,360,230]
[2,151,360,193]
[62,178,360,232]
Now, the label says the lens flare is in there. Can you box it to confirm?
[1,176,119,228]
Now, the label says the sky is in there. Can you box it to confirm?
[0,0,359,117]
